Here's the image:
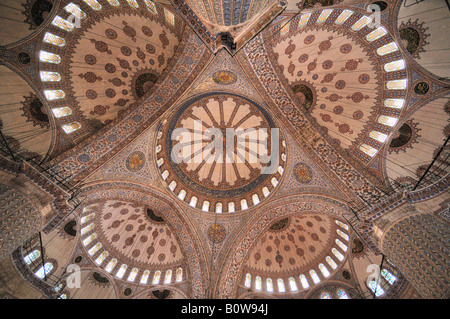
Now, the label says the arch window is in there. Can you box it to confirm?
[240,199,248,210]
[128,268,139,282]
[43,33,66,47]
[360,144,378,157]
[80,213,95,224]
[384,60,405,72]
[176,268,183,282]
[215,202,222,214]
[178,190,186,201]
[116,264,128,279]
[164,270,173,284]
[24,250,41,264]
[82,233,97,246]
[332,248,344,261]
[228,202,235,213]
[351,16,371,31]
[297,13,311,28]
[144,0,157,14]
[378,115,398,127]
[95,251,108,265]
[40,71,61,82]
[164,8,175,26]
[106,0,120,6]
[51,16,75,32]
[299,274,309,289]
[337,288,350,299]
[202,201,210,212]
[335,10,353,25]
[288,277,298,292]
[64,3,87,20]
[317,9,333,24]
[386,79,407,90]
[337,229,349,241]
[366,26,387,42]
[39,51,61,64]
[168,181,177,192]
[252,194,260,205]
[310,270,320,284]
[35,263,53,279]
[52,107,73,118]
[369,131,388,143]
[381,269,397,285]
[277,278,286,293]
[152,270,161,284]
[262,187,270,198]
[244,273,251,288]
[377,42,398,56]
[326,256,338,269]
[368,279,385,297]
[266,278,273,293]
[335,220,349,230]
[319,263,330,278]
[105,258,117,273]
[88,242,102,256]
[83,0,102,10]
[44,90,65,101]
[320,292,331,299]
[384,99,405,109]
[255,276,262,290]
[335,239,348,252]
[126,0,139,8]
[140,270,150,284]
[80,223,94,236]
[189,196,198,208]
[62,122,81,134]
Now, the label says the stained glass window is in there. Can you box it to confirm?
[317,9,333,24]
[366,26,387,42]
[320,292,331,299]
[88,242,102,255]
[228,202,235,213]
[336,239,348,252]
[384,98,405,109]
[368,279,385,297]
[297,13,311,28]
[83,0,102,10]
[164,8,175,26]
[64,3,87,20]
[144,0,157,14]
[288,277,298,292]
[24,250,41,264]
[335,10,353,25]
[39,51,61,64]
[332,248,344,261]
[105,258,117,273]
[384,60,405,72]
[377,42,398,56]
[35,263,53,279]
[326,256,338,269]
[40,71,61,82]
[381,269,397,285]
[128,268,139,282]
[176,268,183,282]
[335,220,349,230]
[152,270,161,284]
[126,0,139,8]
[378,115,398,127]
[337,229,349,241]
[116,264,128,279]
[51,16,75,32]
[369,131,388,143]
[80,212,95,225]
[386,79,407,90]
[95,251,109,265]
[44,90,65,101]
[164,270,172,284]
[255,276,262,290]
[360,144,378,157]
[189,196,198,207]
[266,278,273,292]
[43,32,66,47]
[310,270,320,284]
[280,22,290,36]
[277,279,286,293]
[319,263,330,278]
[351,16,371,31]
[240,199,248,210]
[299,274,309,289]
[80,223,94,236]
[337,289,350,299]
[62,122,82,134]
[82,233,97,246]
[52,106,72,119]
[140,270,150,284]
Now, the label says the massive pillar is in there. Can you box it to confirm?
[0,184,43,259]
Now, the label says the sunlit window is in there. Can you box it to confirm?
[366,26,387,42]
[51,16,75,32]
[161,170,169,180]
[255,276,262,290]
[262,187,270,198]
[126,0,139,8]
[157,158,164,167]
[310,270,320,284]
[44,90,65,101]
[80,213,95,224]
[266,278,273,292]
[377,42,399,56]
[176,267,183,282]
[240,199,248,210]
[381,269,397,285]
[39,51,61,64]
[337,289,350,299]
[95,251,109,265]
[317,9,333,24]
[351,16,371,31]
[337,229,349,241]
[164,8,175,26]
[116,264,128,279]
[178,189,186,201]
[384,98,405,109]
[244,273,252,288]
[83,0,102,10]
[144,0,157,14]
[189,196,198,208]
[368,279,385,297]
[152,270,161,284]
[252,194,260,205]
[88,242,102,256]
[288,277,298,292]
[128,268,139,282]
[35,263,53,279]
[82,233,97,246]
[24,250,41,264]
[378,115,398,127]
[320,292,332,299]
[369,131,388,143]
[168,181,177,192]
[297,13,311,28]
[271,177,279,187]
[80,223,94,236]
[202,201,210,212]
[280,22,290,36]
[299,274,309,289]
[326,256,338,269]
[214,202,222,214]
[332,248,344,261]
[386,79,407,90]
[106,0,120,6]
[384,60,405,72]
[335,220,349,230]
[360,144,378,157]
[164,270,173,284]
[277,279,286,293]
[43,32,66,47]
[140,270,150,284]
[62,122,82,134]
[64,3,87,20]
[105,258,117,273]
[228,202,235,213]
[40,71,61,82]
[335,239,348,252]
[319,263,330,278]
[335,10,353,25]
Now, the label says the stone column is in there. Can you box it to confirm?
[0,184,43,260]
[378,209,449,298]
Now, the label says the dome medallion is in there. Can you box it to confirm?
[156,93,287,213]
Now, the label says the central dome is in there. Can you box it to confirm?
[156,93,286,213]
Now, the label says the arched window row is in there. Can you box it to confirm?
[283,10,406,161]
[38,0,176,136]
[367,268,398,297]
[320,288,350,299]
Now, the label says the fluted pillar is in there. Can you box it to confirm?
[0,184,43,259]
[380,211,449,298]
